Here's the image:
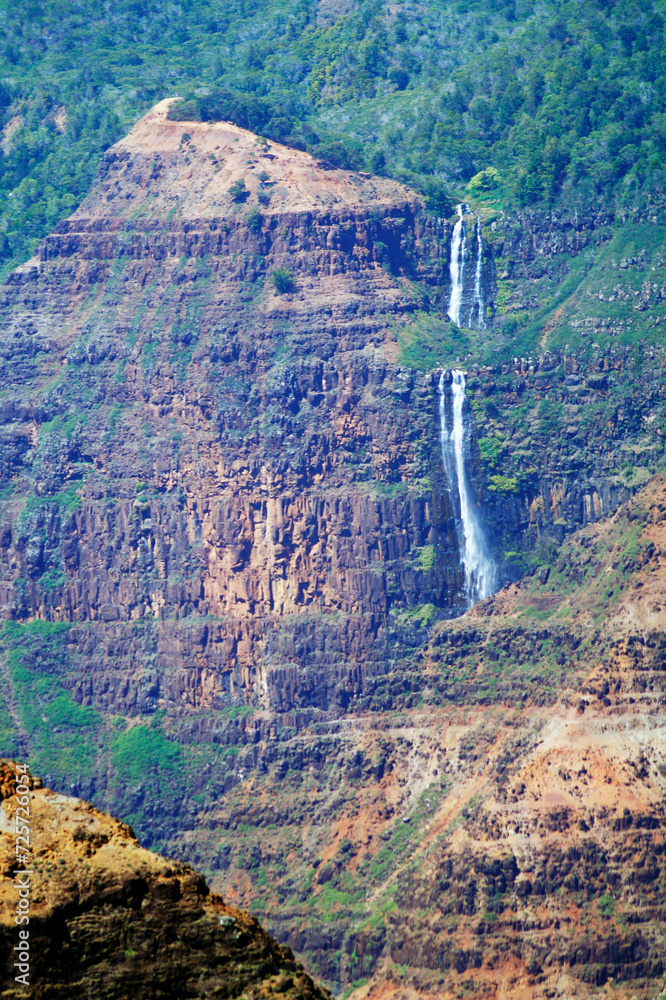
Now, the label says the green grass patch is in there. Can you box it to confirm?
[396,311,472,370]
[414,545,435,571]
[394,603,437,626]
[111,723,182,784]
[2,620,101,779]
[487,474,519,494]
[219,704,255,720]
[21,486,82,518]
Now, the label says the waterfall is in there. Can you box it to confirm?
[447,205,486,330]
[439,369,497,607]
[447,204,467,326]
[473,215,485,329]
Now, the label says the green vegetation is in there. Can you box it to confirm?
[414,545,435,571]
[271,266,296,294]
[229,178,248,203]
[478,435,505,468]
[467,167,501,197]
[42,691,98,728]
[111,723,182,784]
[487,473,519,494]
[1,620,103,779]
[22,484,81,515]
[2,0,666,278]
[397,312,471,370]
[220,704,255,720]
[394,603,437,627]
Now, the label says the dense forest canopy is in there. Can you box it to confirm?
[0,0,665,274]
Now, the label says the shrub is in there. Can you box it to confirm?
[314,140,364,171]
[246,208,262,233]
[271,267,296,294]
[478,436,505,468]
[389,68,409,91]
[229,179,248,203]
[488,474,520,493]
[416,176,453,216]
[415,545,435,571]
[368,148,386,174]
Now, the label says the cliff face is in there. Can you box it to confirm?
[185,477,666,999]
[0,100,470,722]
[0,760,329,1000]
[0,102,662,728]
[1,100,666,1000]
[465,346,666,564]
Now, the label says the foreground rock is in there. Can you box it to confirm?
[0,761,328,1000]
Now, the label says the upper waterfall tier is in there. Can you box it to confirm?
[473,215,486,329]
[447,204,467,326]
[447,204,486,330]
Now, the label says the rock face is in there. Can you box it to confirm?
[2,99,666,1000]
[464,345,666,561]
[0,101,661,729]
[187,477,666,999]
[0,99,470,717]
[0,759,329,1000]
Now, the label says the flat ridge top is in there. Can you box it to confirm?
[72,98,419,222]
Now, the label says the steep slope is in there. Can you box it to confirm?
[1,99,666,1000]
[0,99,465,779]
[0,759,329,1000]
[187,475,666,999]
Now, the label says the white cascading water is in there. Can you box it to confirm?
[447,204,467,326]
[447,205,485,330]
[473,215,485,329]
[439,369,497,607]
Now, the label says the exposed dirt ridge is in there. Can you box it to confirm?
[68,98,418,222]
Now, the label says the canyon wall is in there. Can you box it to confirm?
[1,99,666,999]
[0,104,662,738]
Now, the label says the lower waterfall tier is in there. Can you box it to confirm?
[439,368,498,605]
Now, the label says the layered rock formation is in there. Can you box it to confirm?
[0,101,662,733]
[188,476,666,999]
[465,344,666,560]
[1,99,666,1000]
[0,759,329,999]
[0,100,468,713]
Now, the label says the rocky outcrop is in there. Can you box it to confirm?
[464,345,666,561]
[0,103,471,742]
[0,760,329,1000]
